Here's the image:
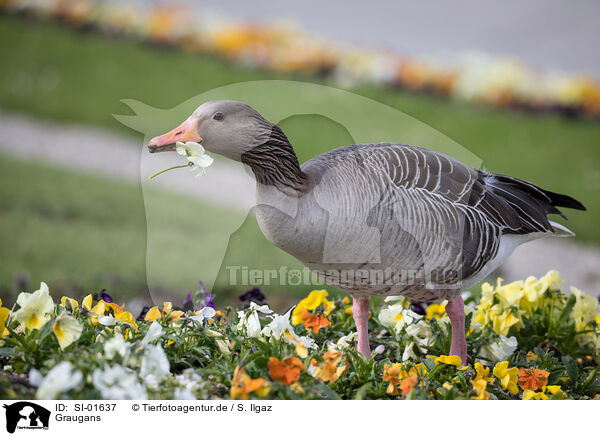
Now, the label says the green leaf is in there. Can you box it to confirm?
[314,383,341,400]
[561,355,579,384]
[0,347,17,356]
[353,382,372,400]
[557,295,576,326]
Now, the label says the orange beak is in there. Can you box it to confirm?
[148,117,202,153]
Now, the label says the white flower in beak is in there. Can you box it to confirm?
[176,141,214,177]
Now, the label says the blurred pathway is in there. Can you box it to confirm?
[1,110,599,295]
[0,109,256,212]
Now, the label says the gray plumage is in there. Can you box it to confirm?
[151,100,586,302]
[248,128,585,302]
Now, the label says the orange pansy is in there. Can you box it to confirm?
[300,309,330,334]
[313,350,347,383]
[400,373,418,398]
[268,356,304,385]
[383,363,408,395]
[230,366,270,400]
[518,368,550,391]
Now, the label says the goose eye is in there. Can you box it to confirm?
[213,112,224,121]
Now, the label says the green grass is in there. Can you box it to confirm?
[0,14,598,308]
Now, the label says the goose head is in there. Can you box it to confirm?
[148,100,276,162]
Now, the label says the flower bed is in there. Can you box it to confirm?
[1,271,599,400]
[2,0,600,120]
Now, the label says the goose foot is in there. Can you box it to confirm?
[352,296,371,359]
[446,295,468,365]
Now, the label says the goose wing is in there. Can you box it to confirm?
[302,143,582,287]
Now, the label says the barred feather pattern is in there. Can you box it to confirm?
[252,140,583,301]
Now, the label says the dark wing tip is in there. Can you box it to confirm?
[541,189,587,212]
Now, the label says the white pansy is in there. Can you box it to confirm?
[261,308,294,339]
[104,333,129,360]
[140,344,170,383]
[479,335,518,365]
[332,332,357,350]
[378,304,422,334]
[285,330,318,350]
[13,282,54,330]
[92,364,147,400]
[237,302,272,338]
[402,342,418,362]
[249,302,273,314]
[35,361,82,400]
[97,314,118,326]
[189,306,216,324]
[141,321,163,347]
[405,319,433,351]
[176,141,214,177]
[373,344,385,355]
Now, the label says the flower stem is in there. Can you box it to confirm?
[149,163,192,179]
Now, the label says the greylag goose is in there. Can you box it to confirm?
[148,100,586,363]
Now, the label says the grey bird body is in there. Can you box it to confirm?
[149,100,586,303]
[148,99,586,361]
[254,140,583,301]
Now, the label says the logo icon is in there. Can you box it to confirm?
[3,402,50,433]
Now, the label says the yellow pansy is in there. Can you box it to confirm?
[0,298,10,336]
[496,279,524,307]
[474,362,493,382]
[493,361,519,395]
[115,311,138,331]
[426,354,462,367]
[526,351,538,362]
[492,311,522,336]
[291,290,334,325]
[570,286,599,331]
[53,313,83,350]
[426,302,446,319]
[522,385,565,400]
[82,295,106,325]
[60,296,79,312]
[538,270,562,291]
[520,277,545,312]
[471,378,490,400]
[596,314,600,325]
[144,303,183,323]
[13,282,55,331]
[145,306,162,322]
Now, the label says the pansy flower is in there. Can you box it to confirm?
[291,290,334,325]
[53,313,83,350]
[300,309,330,334]
[268,356,303,385]
[13,282,54,331]
[230,366,270,400]
[493,361,519,395]
[312,350,347,383]
[0,298,10,336]
[518,368,549,391]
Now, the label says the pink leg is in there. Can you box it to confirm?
[352,296,371,359]
[446,296,468,365]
